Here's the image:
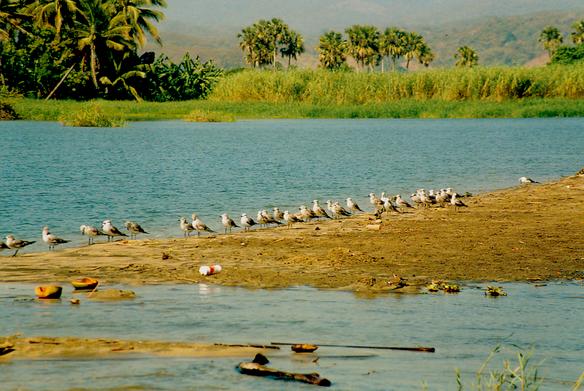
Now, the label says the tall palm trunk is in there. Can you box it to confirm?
[90,43,98,89]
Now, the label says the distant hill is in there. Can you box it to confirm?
[146,8,584,69]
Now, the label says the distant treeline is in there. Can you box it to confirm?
[211,65,584,104]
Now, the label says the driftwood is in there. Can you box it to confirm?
[272,342,435,353]
[237,353,331,387]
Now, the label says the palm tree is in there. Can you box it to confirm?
[114,0,166,48]
[379,27,406,72]
[539,26,563,58]
[402,31,425,69]
[74,0,132,89]
[571,20,584,45]
[417,43,434,67]
[238,25,259,67]
[27,0,80,37]
[454,45,478,67]
[317,31,347,70]
[1,0,30,40]
[280,29,304,68]
[345,24,379,71]
[267,18,288,68]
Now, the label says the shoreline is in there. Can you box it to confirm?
[1,173,582,292]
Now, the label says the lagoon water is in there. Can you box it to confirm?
[1,282,583,390]
[1,118,583,251]
[1,119,584,389]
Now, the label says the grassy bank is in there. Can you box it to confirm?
[6,96,584,121]
[4,65,584,121]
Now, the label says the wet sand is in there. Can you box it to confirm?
[1,174,583,292]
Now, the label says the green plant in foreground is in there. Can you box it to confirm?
[60,103,125,127]
[456,346,543,390]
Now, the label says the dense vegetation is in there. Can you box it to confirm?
[0,0,221,100]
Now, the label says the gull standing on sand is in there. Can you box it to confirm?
[220,213,239,233]
[312,200,331,219]
[124,221,149,239]
[450,193,467,210]
[395,194,413,211]
[192,213,215,236]
[179,217,195,237]
[346,198,364,213]
[42,226,70,250]
[102,220,128,242]
[80,224,104,245]
[332,201,352,218]
[284,210,302,227]
[256,210,269,227]
[299,205,318,221]
[273,208,284,222]
[5,235,36,256]
[240,213,257,231]
[519,176,539,184]
[261,210,282,227]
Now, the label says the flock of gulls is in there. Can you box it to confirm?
[0,177,538,257]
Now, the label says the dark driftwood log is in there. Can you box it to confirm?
[237,355,331,387]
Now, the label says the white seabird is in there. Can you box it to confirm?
[102,220,128,242]
[5,235,36,256]
[332,201,352,218]
[272,208,284,222]
[450,193,467,210]
[261,209,282,226]
[519,176,539,184]
[312,200,331,219]
[220,213,239,234]
[240,213,257,231]
[395,194,413,211]
[299,205,318,221]
[179,217,195,237]
[124,221,149,239]
[80,224,104,245]
[346,197,364,213]
[192,213,215,236]
[283,210,303,227]
[42,226,70,250]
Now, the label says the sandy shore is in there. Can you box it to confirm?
[1,174,583,292]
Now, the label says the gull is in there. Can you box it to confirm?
[395,194,413,211]
[80,224,104,245]
[283,210,303,227]
[434,191,450,207]
[451,193,467,210]
[299,205,318,221]
[312,200,331,219]
[179,217,195,237]
[192,213,215,236]
[369,193,383,209]
[410,192,422,208]
[257,210,269,227]
[5,235,36,256]
[273,208,284,222]
[332,201,352,218]
[261,209,282,227]
[240,213,257,231]
[221,213,239,234]
[346,197,364,213]
[124,221,149,239]
[519,176,539,184]
[42,226,70,250]
[381,194,399,213]
[102,220,128,242]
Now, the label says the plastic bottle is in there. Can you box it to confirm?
[199,264,222,276]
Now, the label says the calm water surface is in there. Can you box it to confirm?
[1,282,583,390]
[1,118,583,251]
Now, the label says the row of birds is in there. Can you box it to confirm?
[1,189,467,256]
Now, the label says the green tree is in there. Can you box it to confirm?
[402,31,425,69]
[114,0,166,48]
[74,0,132,89]
[539,25,563,58]
[280,29,304,68]
[266,17,288,68]
[237,25,259,67]
[1,0,30,40]
[571,20,584,45]
[27,0,80,37]
[379,27,406,72]
[454,45,479,67]
[345,24,379,71]
[417,43,434,67]
[317,31,347,70]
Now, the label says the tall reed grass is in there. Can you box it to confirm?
[210,64,584,104]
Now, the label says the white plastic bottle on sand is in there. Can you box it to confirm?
[199,264,222,276]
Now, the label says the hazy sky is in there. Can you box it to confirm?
[164,0,583,32]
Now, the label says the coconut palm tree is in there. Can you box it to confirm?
[417,43,434,67]
[571,20,584,45]
[379,27,406,72]
[454,45,478,67]
[317,30,347,70]
[539,26,563,58]
[280,29,304,68]
[266,18,288,68]
[114,0,166,47]
[1,0,31,40]
[345,24,379,71]
[27,0,80,37]
[237,25,259,67]
[74,0,132,89]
